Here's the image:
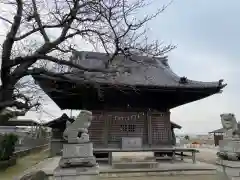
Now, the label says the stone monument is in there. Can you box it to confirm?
[53,110,99,180]
[216,113,240,180]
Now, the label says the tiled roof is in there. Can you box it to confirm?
[209,122,240,134]
[66,51,226,89]
[209,128,224,133]
[43,113,74,128]
[170,121,182,129]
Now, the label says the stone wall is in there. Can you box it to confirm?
[21,137,50,149]
[14,144,49,158]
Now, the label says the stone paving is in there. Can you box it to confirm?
[100,175,217,180]
[47,174,216,180]
[18,149,219,179]
[20,156,216,176]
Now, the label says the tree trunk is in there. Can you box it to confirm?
[0,84,16,124]
[0,86,14,109]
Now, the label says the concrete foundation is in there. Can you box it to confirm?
[50,139,64,157]
[54,166,99,180]
[49,129,65,157]
[216,159,240,180]
[53,142,99,180]
[113,161,158,169]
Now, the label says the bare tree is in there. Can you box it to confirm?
[0,0,174,118]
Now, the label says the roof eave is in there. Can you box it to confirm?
[33,73,227,91]
[171,122,182,129]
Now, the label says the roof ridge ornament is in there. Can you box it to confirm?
[161,58,169,67]
[179,76,188,84]
[219,79,224,86]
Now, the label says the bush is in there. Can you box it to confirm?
[0,133,18,161]
[184,135,190,140]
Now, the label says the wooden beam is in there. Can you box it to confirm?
[147,111,152,145]
[103,112,109,147]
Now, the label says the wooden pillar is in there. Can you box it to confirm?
[103,112,109,147]
[172,127,176,146]
[147,111,152,146]
[167,110,172,145]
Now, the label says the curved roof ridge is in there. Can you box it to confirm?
[61,51,227,89]
[155,59,226,88]
[155,59,181,83]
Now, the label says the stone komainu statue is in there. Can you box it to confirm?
[217,113,240,161]
[63,110,92,143]
[220,113,240,139]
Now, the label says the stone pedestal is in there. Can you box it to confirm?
[50,129,65,157]
[219,140,240,153]
[54,166,99,180]
[216,159,240,180]
[53,142,99,180]
[59,143,96,167]
[50,139,65,157]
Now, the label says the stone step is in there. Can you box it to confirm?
[114,156,156,163]
[112,161,158,169]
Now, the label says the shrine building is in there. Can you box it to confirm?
[34,51,226,152]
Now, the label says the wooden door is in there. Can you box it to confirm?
[151,112,171,145]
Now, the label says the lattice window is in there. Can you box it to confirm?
[120,124,136,132]
[128,124,135,132]
[121,125,128,131]
[111,136,117,141]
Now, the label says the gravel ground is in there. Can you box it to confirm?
[183,148,218,165]
[1,149,49,180]
[113,148,218,165]
[195,148,218,164]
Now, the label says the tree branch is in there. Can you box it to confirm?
[14,24,62,41]
[31,0,50,42]
[51,1,79,45]
[0,98,39,110]
[0,0,173,117]
[0,16,13,24]
[34,54,116,73]
[1,0,23,63]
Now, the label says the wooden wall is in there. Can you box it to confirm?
[88,110,172,148]
[149,111,172,145]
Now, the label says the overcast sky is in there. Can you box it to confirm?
[7,0,240,134]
